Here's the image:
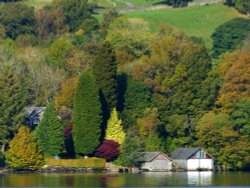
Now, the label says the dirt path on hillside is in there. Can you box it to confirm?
[94,0,224,13]
[116,0,134,8]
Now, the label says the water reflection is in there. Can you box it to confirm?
[142,171,212,186]
[100,173,125,187]
[187,171,212,186]
[0,171,249,187]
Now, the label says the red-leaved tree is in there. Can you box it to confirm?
[94,140,120,161]
[64,124,74,156]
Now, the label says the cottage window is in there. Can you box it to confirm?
[195,150,205,159]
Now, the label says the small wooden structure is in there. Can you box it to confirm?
[139,152,172,171]
[25,107,45,130]
[170,148,213,171]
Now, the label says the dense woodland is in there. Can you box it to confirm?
[0,0,249,171]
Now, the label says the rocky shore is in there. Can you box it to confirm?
[0,163,133,174]
[0,167,106,174]
[40,166,106,173]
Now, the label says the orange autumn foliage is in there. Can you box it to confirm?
[216,51,250,109]
[55,77,78,108]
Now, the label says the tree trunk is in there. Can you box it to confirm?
[1,143,6,153]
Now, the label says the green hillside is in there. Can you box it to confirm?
[23,0,243,48]
[126,3,244,48]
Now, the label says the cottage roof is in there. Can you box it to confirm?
[25,107,45,119]
[140,152,172,162]
[170,148,201,159]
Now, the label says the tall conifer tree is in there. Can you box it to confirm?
[5,127,44,170]
[0,64,30,152]
[122,76,151,128]
[34,101,64,157]
[72,70,102,155]
[93,42,118,112]
[105,108,125,144]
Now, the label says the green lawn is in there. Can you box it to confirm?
[126,3,244,48]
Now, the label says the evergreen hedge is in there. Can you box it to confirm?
[45,158,105,168]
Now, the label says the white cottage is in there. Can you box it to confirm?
[170,148,213,171]
[139,152,173,171]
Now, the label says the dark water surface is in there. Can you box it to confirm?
[0,171,250,187]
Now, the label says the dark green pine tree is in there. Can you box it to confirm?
[72,70,102,155]
[0,65,30,153]
[121,76,151,128]
[93,42,118,113]
[34,101,64,157]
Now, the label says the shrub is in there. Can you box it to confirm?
[94,140,120,162]
[15,34,37,47]
[45,157,105,168]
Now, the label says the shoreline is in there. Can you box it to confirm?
[1,167,248,175]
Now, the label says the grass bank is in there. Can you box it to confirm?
[126,3,244,48]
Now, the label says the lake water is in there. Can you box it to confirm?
[0,171,249,187]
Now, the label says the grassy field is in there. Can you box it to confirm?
[126,3,244,48]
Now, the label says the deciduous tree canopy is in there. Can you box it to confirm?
[0,3,35,39]
[211,18,250,57]
[216,51,250,109]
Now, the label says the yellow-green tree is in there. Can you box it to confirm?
[5,127,44,170]
[105,16,152,63]
[196,111,250,170]
[105,108,125,145]
[55,76,78,108]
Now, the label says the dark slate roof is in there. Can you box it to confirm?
[25,107,45,119]
[140,152,172,162]
[170,148,200,159]
[140,152,161,162]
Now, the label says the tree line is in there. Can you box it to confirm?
[0,0,249,171]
